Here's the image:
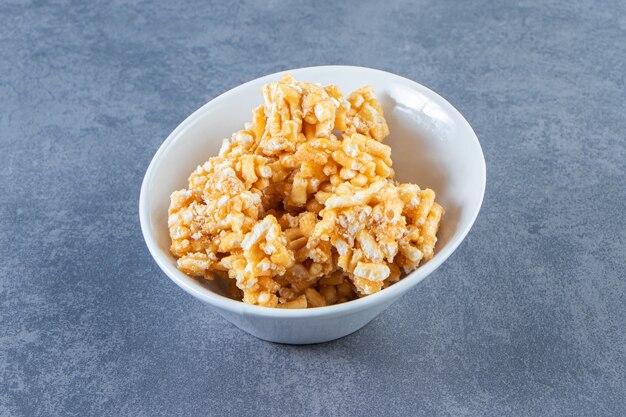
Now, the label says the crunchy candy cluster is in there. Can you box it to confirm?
[168,75,443,308]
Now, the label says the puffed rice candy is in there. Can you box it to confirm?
[345,86,390,141]
[168,74,443,308]
[168,157,264,277]
[217,215,294,307]
[312,180,406,295]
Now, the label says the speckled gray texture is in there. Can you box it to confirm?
[1,0,625,415]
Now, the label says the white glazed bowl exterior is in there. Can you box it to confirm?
[139,66,486,344]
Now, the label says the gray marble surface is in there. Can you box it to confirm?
[2,0,625,416]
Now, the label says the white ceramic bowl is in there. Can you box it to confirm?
[140,66,485,344]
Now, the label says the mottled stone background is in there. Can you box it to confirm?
[1,0,625,416]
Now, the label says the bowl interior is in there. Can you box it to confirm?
[141,66,485,304]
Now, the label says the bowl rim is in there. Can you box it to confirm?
[139,65,486,318]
